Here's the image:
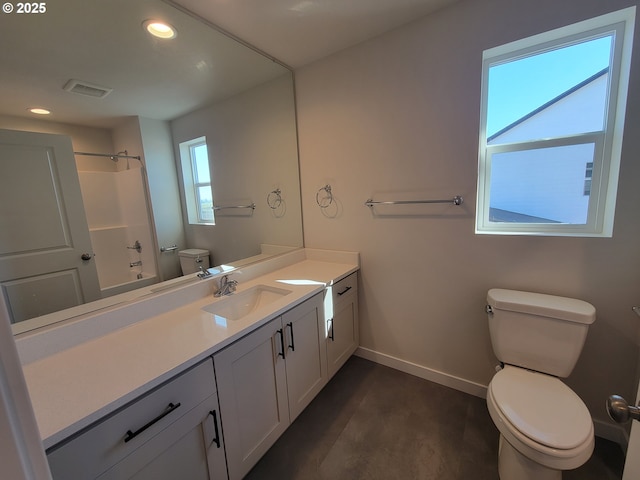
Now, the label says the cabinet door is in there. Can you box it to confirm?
[97,396,226,480]
[327,273,359,378]
[214,318,289,480]
[282,293,327,421]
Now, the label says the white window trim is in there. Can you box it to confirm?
[179,136,214,226]
[475,7,635,237]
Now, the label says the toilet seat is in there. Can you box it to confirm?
[487,366,594,470]
[491,366,592,449]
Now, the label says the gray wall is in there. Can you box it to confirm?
[295,0,640,438]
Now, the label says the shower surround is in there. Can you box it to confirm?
[78,166,157,297]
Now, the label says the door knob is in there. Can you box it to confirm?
[81,253,95,261]
[607,395,640,423]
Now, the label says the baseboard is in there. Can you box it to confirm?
[593,418,629,453]
[355,347,488,399]
[355,346,630,452]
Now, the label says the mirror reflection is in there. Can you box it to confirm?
[0,0,303,334]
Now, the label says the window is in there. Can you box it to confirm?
[476,7,635,236]
[179,137,214,225]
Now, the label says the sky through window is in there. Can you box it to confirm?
[486,35,612,138]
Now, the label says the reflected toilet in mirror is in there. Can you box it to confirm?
[178,249,211,275]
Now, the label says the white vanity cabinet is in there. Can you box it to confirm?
[326,272,359,378]
[47,358,227,480]
[214,293,326,480]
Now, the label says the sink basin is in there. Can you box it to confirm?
[202,284,292,321]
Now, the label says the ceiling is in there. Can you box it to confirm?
[0,0,285,127]
[0,0,460,128]
[174,0,462,68]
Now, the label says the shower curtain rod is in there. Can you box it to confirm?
[74,151,141,161]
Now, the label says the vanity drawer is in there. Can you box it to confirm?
[331,272,357,304]
[47,358,216,479]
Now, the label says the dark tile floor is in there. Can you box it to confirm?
[245,356,625,480]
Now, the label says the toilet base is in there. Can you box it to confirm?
[499,435,562,480]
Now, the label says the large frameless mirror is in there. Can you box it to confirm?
[0,0,303,334]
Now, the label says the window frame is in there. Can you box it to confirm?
[178,136,215,225]
[475,7,635,237]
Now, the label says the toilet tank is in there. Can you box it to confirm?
[178,249,210,275]
[487,289,595,378]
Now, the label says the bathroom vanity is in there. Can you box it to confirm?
[16,249,359,480]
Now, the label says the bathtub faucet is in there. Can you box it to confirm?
[129,260,142,267]
[127,240,142,253]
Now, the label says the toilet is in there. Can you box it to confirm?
[178,249,210,275]
[485,288,596,480]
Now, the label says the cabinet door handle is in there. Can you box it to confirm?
[287,322,295,351]
[337,286,352,296]
[209,410,221,448]
[277,329,286,359]
[328,318,334,341]
[124,402,181,443]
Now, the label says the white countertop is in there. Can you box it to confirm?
[21,255,358,450]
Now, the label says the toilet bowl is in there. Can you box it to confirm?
[487,366,594,479]
[485,289,596,479]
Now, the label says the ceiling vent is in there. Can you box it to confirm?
[63,79,113,99]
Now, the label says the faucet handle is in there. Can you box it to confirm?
[197,266,212,278]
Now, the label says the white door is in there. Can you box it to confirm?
[0,129,101,324]
[622,327,640,480]
[623,379,640,480]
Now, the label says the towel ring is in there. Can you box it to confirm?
[316,185,333,208]
[267,189,282,209]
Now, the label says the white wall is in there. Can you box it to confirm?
[138,117,185,281]
[295,0,640,439]
[0,114,115,172]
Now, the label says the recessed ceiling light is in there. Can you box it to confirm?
[29,108,51,115]
[143,20,177,39]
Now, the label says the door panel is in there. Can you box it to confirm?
[283,294,327,421]
[2,270,83,322]
[0,129,100,324]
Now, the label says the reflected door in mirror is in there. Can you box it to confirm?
[0,129,101,323]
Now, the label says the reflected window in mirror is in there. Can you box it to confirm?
[179,136,214,225]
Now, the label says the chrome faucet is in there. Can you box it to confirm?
[129,260,142,267]
[214,275,238,297]
[197,266,212,278]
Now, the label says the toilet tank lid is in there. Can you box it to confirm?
[487,289,595,325]
[178,248,210,257]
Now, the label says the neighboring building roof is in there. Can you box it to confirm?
[489,207,559,223]
[487,67,609,143]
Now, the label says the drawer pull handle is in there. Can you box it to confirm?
[277,329,286,359]
[124,402,181,443]
[337,286,352,296]
[209,410,221,448]
[287,322,295,351]
[328,318,334,341]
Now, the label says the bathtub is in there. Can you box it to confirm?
[100,272,158,298]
